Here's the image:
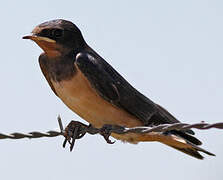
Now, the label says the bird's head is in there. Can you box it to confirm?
[23,19,86,58]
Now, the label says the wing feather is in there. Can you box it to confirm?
[75,51,185,127]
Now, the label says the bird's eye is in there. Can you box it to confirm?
[41,29,50,36]
[51,29,63,38]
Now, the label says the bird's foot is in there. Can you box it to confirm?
[63,121,120,151]
[63,121,89,151]
[99,124,116,144]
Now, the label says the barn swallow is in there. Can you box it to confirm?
[23,19,215,159]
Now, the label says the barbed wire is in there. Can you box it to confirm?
[0,117,222,141]
[0,116,64,140]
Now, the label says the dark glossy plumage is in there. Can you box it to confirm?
[76,52,178,126]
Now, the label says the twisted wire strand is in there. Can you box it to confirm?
[0,116,222,140]
[0,130,62,139]
[0,116,64,140]
[120,122,223,134]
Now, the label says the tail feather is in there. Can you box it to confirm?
[169,142,215,159]
[186,140,215,156]
[169,130,202,145]
[169,146,204,159]
[161,131,215,160]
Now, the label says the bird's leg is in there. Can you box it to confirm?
[63,121,88,151]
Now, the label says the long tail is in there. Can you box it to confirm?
[160,130,215,159]
[113,128,215,159]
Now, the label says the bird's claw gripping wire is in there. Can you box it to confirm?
[99,124,116,144]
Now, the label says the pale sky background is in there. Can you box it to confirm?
[0,0,222,179]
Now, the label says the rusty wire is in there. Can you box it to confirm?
[0,116,222,141]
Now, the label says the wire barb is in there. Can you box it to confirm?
[0,116,223,151]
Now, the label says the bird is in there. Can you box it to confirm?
[23,19,215,159]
